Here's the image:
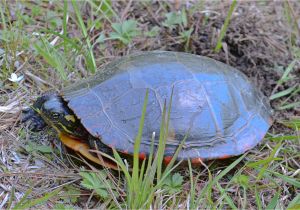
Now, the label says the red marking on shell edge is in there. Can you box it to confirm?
[163,156,173,165]
[139,153,146,160]
[108,144,115,149]
[243,144,252,151]
[218,154,231,160]
[268,117,273,125]
[191,158,203,164]
[122,150,129,154]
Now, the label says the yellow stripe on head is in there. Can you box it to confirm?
[65,115,76,122]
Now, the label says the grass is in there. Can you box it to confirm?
[0,1,299,209]
[214,0,237,53]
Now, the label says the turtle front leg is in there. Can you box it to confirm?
[59,133,119,170]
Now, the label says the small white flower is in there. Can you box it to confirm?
[8,73,24,83]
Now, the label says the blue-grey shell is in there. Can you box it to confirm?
[62,51,272,160]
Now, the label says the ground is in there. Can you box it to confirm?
[0,1,299,209]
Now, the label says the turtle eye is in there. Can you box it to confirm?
[52,112,60,119]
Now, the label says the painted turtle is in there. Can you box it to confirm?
[22,51,273,169]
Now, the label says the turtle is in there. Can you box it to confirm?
[22,51,273,169]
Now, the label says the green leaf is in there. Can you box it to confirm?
[46,10,62,28]
[234,174,249,189]
[181,8,188,27]
[109,32,130,44]
[111,22,123,35]
[145,26,160,37]
[35,145,52,153]
[180,28,193,39]
[162,173,183,193]
[32,6,42,17]
[98,0,113,17]
[62,186,80,204]
[95,33,106,44]
[163,12,182,29]
[25,142,52,154]
[80,171,112,198]
[122,20,137,34]
[109,20,140,44]
[54,203,74,210]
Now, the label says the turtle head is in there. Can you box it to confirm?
[22,93,84,137]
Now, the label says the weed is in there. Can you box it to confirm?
[214,0,237,53]
[270,60,300,110]
[161,173,184,194]
[162,9,193,50]
[109,20,141,45]
[12,188,61,210]
[80,171,117,199]
[71,0,96,73]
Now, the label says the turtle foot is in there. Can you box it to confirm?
[59,133,119,170]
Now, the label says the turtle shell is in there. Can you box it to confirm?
[61,51,272,161]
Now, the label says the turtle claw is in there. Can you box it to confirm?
[21,108,46,131]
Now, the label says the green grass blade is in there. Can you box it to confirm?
[270,85,299,100]
[71,0,96,73]
[265,190,280,210]
[156,87,176,181]
[132,89,148,190]
[156,100,167,181]
[247,157,282,168]
[212,153,247,185]
[255,186,263,210]
[198,153,247,203]
[63,0,69,54]
[279,60,297,84]
[187,160,196,209]
[7,187,15,209]
[252,142,282,181]
[144,132,156,178]
[13,188,61,210]
[112,149,131,184]
[12,188,33,209]
[139,134,156,204]
[278,101,300,110]
[0,2,7,31]
[87,0,119,23]
[266,170,300,188]
[214,0,237,52]
[42,29,81,51]
[287,193,300,210]
[269,135,299,141]
[216,182,238,209]
[34,38,67,80]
